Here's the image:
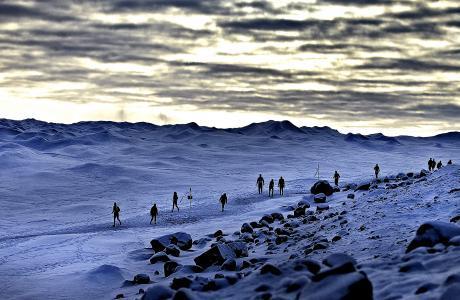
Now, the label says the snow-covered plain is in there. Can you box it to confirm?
[0,119,459,299]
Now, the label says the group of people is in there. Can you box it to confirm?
[112,158,455,227]
[256,174,285,197]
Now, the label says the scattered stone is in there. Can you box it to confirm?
[323,253,357,268]
[355,183,371,191]
[172,289,197,300]
[313,242,328,251]
[194,244,236,269]
[221,258,237,271]
[406,221,460,253]
[332,236,342,242]
[297,200,311,208]
[271,212,284,221]
[415,283,438,294]
[141,284,174,300]
[294,206,306,217]
[260,263,282,276]
[241,223,253,233]
[255,284,271,292]
[317,204,329,211]
[450,215,460,223]
[165,244,180,257]
[133,274,150,284]
[214,230,223,238]
[347,193,355,199]
[260,214,274,224]
[164,261,181,277]
[311,180,334,196]
[226,241,248,257]
[115,294,124,299]
[399,261,426,273]
[150,252,171,264]
[171,277,193,290]
[275,235,288,245]
[151,232,193,252]
[314,193,327,203]
[250,221,262,229]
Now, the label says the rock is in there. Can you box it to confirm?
[164,261,181,277]
[347,193,355,199]
[415,283,438,294]
[314,193,327,203]
[406,221,460,253]
[172,289,197,300]
[150,252,171,264]
[226,241,248,257]
[355,183,370,191]
[260,214,274,224]
[333,186,340,193]
[293,259,321,274]
[239,233,254,243]
[151,232,193,252]
[399,262,425,272]
[141,284,174,300]
[165,244,180,257]
[171,277,193,290]
[115,294,124,299]
[260,263,282,275]
[221,258,237,271]
[323,253,357,268]
[450,215,460,223]
[313,242,328,251]
[294,206,307,217]
[133,274,151,284]
[192,237,211,248]
[214,230,223,238]
[420,169,429,177]
[332,236,341,242]
[304,271,372,300]
[255,284,271,292]
[250,221,262,229]
[311,180,334,196]
[317,204,329,211]
[194,244,236,269]
[297,200,311,208]
[407,172,414,177]
[275,235,288,245]
[313,262,356,282]
[448,236,460,246]
[271,212,284,221]
[138,289,145,294]
[241,223,253,233]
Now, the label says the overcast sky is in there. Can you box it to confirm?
[0,0,459,136]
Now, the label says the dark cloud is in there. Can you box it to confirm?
[356,58,460,72]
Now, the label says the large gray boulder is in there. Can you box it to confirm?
[406,221,460,253]
[310,180,334,196]
[194,244,236,269]
[150,232,192,252]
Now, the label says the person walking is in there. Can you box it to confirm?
[219,193,228,212]
[428,158,433,171]
[112,202,121,227]
[256,174,265,194]
[269,179,275,197]
[374,164,380,179]
[333,171,340,186]
[150,203,158,225]
[172,192,179,212]
[278,176,285,196]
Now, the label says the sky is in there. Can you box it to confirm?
[0,0,459,136]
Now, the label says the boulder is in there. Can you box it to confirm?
[151,232,192,252]
[419,169,429,177]
[194,244,236,269]
[172,289,197,300]
[297,200,311,208]
[316,204,329,211]
[310,180,334,196]
[165,244,180,257]
[347,193,355,199]
[275,235,288,245]
[241,223,253,233]
[226,241,248,257]
[221,258,237,271]
[214,230,223,238]
[164,261,181,277]
[133,274,150,284]
[406,221,460,253]
[149,252,171,264]
[271,212,284,221]
[260,214,274,224]
[294,206,307,217]
[260,263,282,275]
[314,193,327,203]
[323,253,357,268]
[355,183,370,191]
[250,221,262,229]
[141,284,174,300]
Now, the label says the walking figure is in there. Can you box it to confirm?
[278,176,285,195]
[150,203,158,224]
[269,179,274,197]
[448,160,453,165]
[219,193,228,212]
[333,171,340,186]
[172,192,179,212]
[374,164,380,179]
[437,160,443,169]
[428,158,433,171]
[256,174,265,194]
[112,202,121,227]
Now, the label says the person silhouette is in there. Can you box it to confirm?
[172,192,179,212]
[219,193,228,212]
[112,202,121,227]
[150,203,158,224]
[269,179,274,197]
[256,174,265,194]
[374,164,380,179]
[278,176,285,195]
[333,171,340,186]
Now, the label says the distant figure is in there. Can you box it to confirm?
[112,202,121,227]
[374,164,380,179]
[278,176,285,195]
[333,171,340,186]
[219,193,228,212]
[172,192,179,212]
[448,160,453,165]
[428,158,433,171]
[432,159,437,171]
[150,203,158,225]
[437,161,443,169]
[257,174,265,194]
[269,179,275,197]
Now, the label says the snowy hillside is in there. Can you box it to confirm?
[0,118,459,299]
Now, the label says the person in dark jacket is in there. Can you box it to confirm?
[112,202,121,227]
[150,203,158,224]
[257,174,265,194]
[333,171,340,186]
[278,176,285,195]
[374,164,380,179]
[172,192,179,212]
[269,179,275,197]
[219,193,228,212]
[437,160,443,169]
[428,158,433,171]
[448,160,453,165]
